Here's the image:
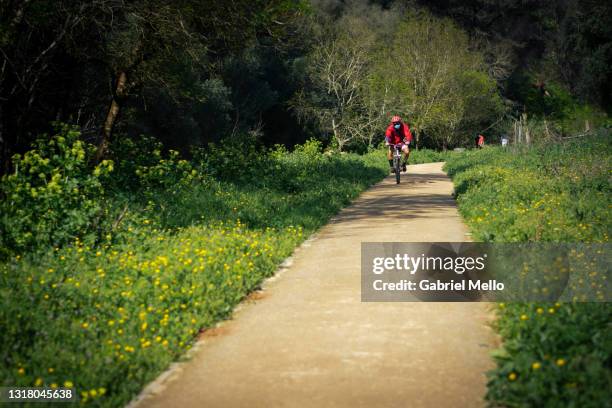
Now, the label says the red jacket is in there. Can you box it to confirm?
[385,122,413,145]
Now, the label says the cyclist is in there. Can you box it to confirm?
[385,115,413,173]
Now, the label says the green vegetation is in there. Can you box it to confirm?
[488,303,610,406]
[2,0,610,164]
[445,134,610,242]
[506,72,612,137]
[444,133,611,407]
[0,128,388,406]
[422,0,612,109]
[407,148,455,164]
[293,7,504,150]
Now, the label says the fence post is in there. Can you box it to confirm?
[523,113,530,145]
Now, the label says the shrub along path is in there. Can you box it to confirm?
[130,162,497,408]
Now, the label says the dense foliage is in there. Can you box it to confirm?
[4,0,608,169]
[293,5,504,150]
[0,126,114,256]
[444,134,611,407]
[0,0,310,170]
[420,0,612,109]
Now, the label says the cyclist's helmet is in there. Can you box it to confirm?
[391,115,402,123]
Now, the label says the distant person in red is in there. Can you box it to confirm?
[476,134,485,148]
[385,115,413,172]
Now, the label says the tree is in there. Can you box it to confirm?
[370,11,504,149]
[292,1,402,151]
[91,1,209,160]
[0,0,93,171]
[417,0,612,110]
[293,15,376,150]
[0,0,309,171]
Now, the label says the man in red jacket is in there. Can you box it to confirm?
[385,115,413,172]
[477,134,485,148]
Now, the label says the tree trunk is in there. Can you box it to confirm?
[524,115,530,145]
[96,71,127,162]
[525,127,531,145]
[0,107,7,175]
[543,119,550,139]
[331,117,341,151]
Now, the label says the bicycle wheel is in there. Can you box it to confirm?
[394,156,401,184]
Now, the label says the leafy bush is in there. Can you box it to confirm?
[194,132,269,184]
[507,74,573,119]
[557,104,611,135]
[264,139,327,192]
[0,125,113,257]
[107,135,206,195]
[507,72,610,136]
[444,132,612,407]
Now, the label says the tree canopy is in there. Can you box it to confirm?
[0,0,609,168]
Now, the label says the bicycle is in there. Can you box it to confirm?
[391,143,403,184]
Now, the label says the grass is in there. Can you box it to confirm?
[444,131,612,407]
[2,223,301,406]
[408,147,455,164]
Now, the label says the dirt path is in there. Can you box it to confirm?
[130,162,497,408]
